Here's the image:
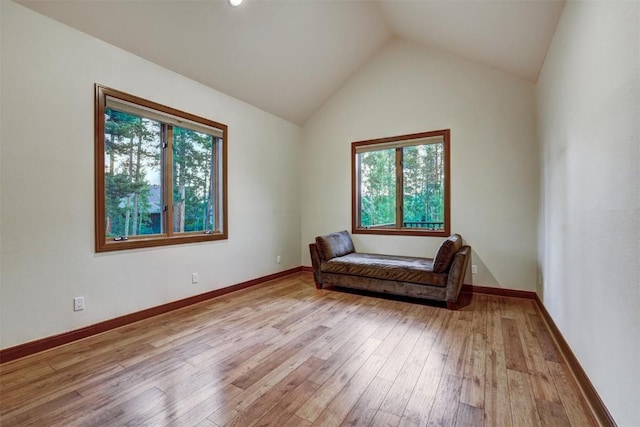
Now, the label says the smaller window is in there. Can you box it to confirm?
[352,130,450,236]
[95,85,228,251]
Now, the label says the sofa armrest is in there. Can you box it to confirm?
[309,243,323,289]
[445,245,471,304]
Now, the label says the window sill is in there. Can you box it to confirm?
[352,228,450,237]
[96,232,228,252]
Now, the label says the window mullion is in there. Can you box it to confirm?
[165,125,174,236]
[395,147,403,229]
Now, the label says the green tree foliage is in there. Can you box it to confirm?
[172,127,215,233]
[359,143,444,229]
[402,144,444,227]
[104,110,216,237]
[360,149,396,227]
[104,109,160,237]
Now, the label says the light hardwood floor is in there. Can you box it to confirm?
[0,272,598,426]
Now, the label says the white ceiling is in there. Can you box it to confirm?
[18,0,565,125]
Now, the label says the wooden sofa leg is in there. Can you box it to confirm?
[314,281,323,290]
[446,301,460,310]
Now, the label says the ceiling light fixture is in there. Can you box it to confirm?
[229,0,243,6]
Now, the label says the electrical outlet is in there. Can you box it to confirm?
[192,273,199,284]
[276,255,281,264]
[73,296,85,311]
[471,265,478,274]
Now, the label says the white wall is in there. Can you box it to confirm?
[537,2,640,425]
[0,1,301,349]
[301,39,539,291]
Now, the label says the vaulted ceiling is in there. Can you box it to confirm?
[18,0,565,125]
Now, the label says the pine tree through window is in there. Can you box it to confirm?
[95,85,227,251]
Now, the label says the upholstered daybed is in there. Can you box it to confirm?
[309,231,470,309]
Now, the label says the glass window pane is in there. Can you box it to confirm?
[402,143,445,230]
[359,148,396,228]
[172,127,215,233]
[104,108,162,237]
[96,85,228,252]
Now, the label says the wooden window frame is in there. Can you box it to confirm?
[94,84,228,252]
[351,129,450,237]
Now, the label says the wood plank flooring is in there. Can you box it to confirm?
[0,273,599,426]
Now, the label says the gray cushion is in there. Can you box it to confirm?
[322,253,447,287]
[432,234,462,273]
[315,230,355,261]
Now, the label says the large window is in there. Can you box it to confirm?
[352,130,450,236]
[95,85,227,251]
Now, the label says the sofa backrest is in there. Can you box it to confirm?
[432,234,463,273]
[315,230,355,261]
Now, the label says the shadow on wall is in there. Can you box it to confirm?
[465,248,500,288]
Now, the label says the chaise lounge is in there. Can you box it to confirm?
[309,231,471,309]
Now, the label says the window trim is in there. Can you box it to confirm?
[351,129,450,237]
[94,84,228,252]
